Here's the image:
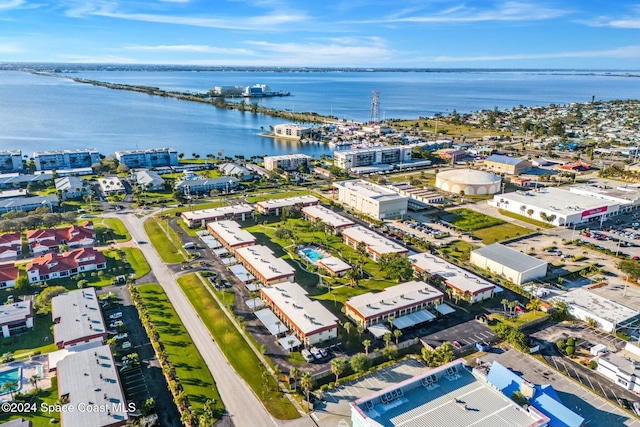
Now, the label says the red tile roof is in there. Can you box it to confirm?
[0,264,18,282]
[27,247,106,274]
[26,225,95,249]
[0,232,21,247]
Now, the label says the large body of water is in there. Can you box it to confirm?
[2,70,640,158]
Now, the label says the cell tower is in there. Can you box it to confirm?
[369,90,380,124]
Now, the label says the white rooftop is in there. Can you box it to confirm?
[334,180,409,202]
[57,345,129,427]
[472,243,548,273]
[207,220,256,248]
[51,288,106,346]
[318,256,352,274]
[0,300,32,326]
[301,205,354,229]
[556,288,640,325]
[410,253,496,295]
[260,281,338,337]
[256,195,319,210]
[342,226,408,257]
[346,280,443,321]
[496,187,615,216]
[235,245,296,283]
[181,204,255,222]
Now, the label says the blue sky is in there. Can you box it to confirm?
[1,0,640,68]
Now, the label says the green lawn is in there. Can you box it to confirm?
[178,274,300,420]
[472,223,533,244]
[0,314,56,358]
[442,209,505,231]
[143,217,185,263]
[245,189,311,203]
[490,310,547,329]
[0,378,60,426]
[498,209,555,229]
[102,217,131,242]
[121,247,151,278]
[137,284,224,420]
[439,240,479,262]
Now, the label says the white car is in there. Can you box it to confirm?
[108,312,123,320]
[301,349,314,363]
[109,321,124,329]
[310,347,323,360]
[114,333,128,341]
[121,341,132,350]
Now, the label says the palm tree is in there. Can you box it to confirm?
[290,367,300,391]
[526,298,542,315]
[29,374,39,391]
[394,329,402,345]
[180,408,195,426]
[501,298,509,316]
[388,316,395,330]
[331,359,345,383]
[300,372,313,409]
[1,380,19,400]
[508,300,519,316]
[357,324,364,339]
[343,321,352,343]
[362,339,371,356]
[527,208,534,217]
[383,332,392,348]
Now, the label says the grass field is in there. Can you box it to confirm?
[498,209,555,229]
[178,274,300,420]
[0,378,60,426]
[137,284,224,420]
[442,209,505,231]
[102,217,131,242]
[144,217,185,263]
[0,314,56,357]
[245,189,311,203]
[121,247,150,278]
[472,223,533,244]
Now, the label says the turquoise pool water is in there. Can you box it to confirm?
[0,368,20,395]
[301,247,324,262]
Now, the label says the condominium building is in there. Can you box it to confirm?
[301,205,354,234]
[272,124,312,140]
[235,245,296,285]
[207,220,256,250]
[181,204,255,228]
[55,176,89,199]
[341,226,408,261]
[33,149,100,171]
[115,147,178,168]
[333,180,408,220]
[0,195,58,214]
[256,195,319,216]
[333,145,415,170]
[0,150,23,172]
[263,154,312,171]
[0,300,33,338]
[51,288,107,349]
[27,248,107,284]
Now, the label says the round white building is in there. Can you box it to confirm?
[435,169,501,195]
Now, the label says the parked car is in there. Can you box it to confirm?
[108,312,123,320]
[310,347,323,360]
[301,349,314,363]
[121,341,132,350]
[109,321,124,329]
[114,333,128,341]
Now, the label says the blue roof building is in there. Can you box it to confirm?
[487,361,584,427]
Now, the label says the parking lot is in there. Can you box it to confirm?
[477,346,640,427]
[421,318,497,352]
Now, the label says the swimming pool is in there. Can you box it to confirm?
[0,368,21,395]
[301,247,324,262]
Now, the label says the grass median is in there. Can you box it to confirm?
[103,217,132,242]
[121,247,151,278]
[177,273,300,420]
[143,217,185,263]
[137,284,224,420]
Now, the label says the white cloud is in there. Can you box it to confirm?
[577,5,640,28]
[122,44,254,55]
[421,45,640,62]
[0,0,24,10]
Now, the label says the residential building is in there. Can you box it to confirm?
[273,124,312,140]
[260,281,338,346]
[26,248,106,284]
[438,148,468,162]
[218,163,254,180]
[351,359,549,427]
[256,195,319,216]
[174,176,239,195]
[263,154,311,171]
[98,176,125,194]
[0,264,19,289]
[410,252,497,304]
[54,176,89,199]
[0,173,52,189]
[345,280,443,329]
[487,361,584,427]
[0,231,22,260]
[51,288,107,349]
[33,149,100,171]
[341,226,408,262]
[483,154,532,175]
[0,300,33,338]
[56,344,129,427]
[597,352,640,394]
[333,145,416,170]
[181,204,255,228]
[0,150,23,172]
[115,147,178,168]
[27,224,95,254]
[235,245,296,285]
[0,195,58,214]
[333,180,408,220]
[206,220,256,250]
[317,257,352,277]
[130,170,165,191]
[470,243,548,286]
[301,205,354,234]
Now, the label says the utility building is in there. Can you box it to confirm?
[470,243,548,286]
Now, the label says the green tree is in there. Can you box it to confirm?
[289,367,300,391]
[393,329,403,344]
[378,253,413,282]
[34,285,67,312]
[501,298,509,316]
[362,339,371,356]
[331,358,345,383]
[300,372,313,409]
[526,298,541,315]
[617,259,640,281]
[382,345,399,361]
[383,332,392,348]
[1,380,18,400]
[14,275,32,295]
[350,353,370,373]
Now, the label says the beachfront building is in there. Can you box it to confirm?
[56,344,129,427]
[0,151,23,172]
[33,149,100,171]
[130,170,165,191]
[345,280,444,330]
[26,248,106,284]
[0,195,58,214]
[0,300,33,338]
[483,155,532,175]
[350,359,550,427]
[263,153,312,171]
[51,288,107,349]
[181,204,255,228]
[27,224,96,254]
[342,226,408,262]
[0,232,22,260]
[115,147,178,168]
[301,205,354,234]
[235,245,296,285]
[206,220,256,251]
[256,195,319,216]
[174,176,239,195]
[490,187,622,226]
[0,265,19,289]
[470,243,548,286]
[333,145,415,170]
[260,281,338,346]
[410,252,497,304]
[54,176,89,200]
[272,124,312,141]
[333,180,408,220]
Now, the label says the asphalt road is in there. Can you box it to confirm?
[116,212,282,427]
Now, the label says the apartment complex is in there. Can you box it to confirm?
[256,195,319,215]
[341,226,408,261]
[181,204,255,228]
[115,147,178,168]
[0,150,23,172]
[235,245,296,285]
[273,124,312,140]
[333,145,415,170]
[263,154,311,171]
[51,288,107,349]
[27,248,106,284]
[34,149,100,171]
[333,180,408,220]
